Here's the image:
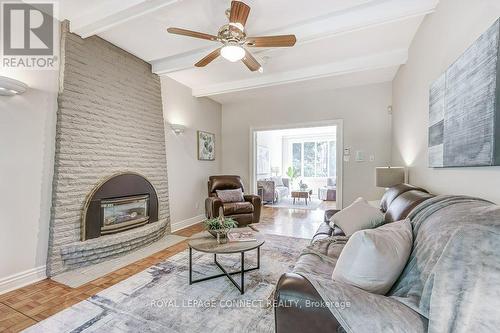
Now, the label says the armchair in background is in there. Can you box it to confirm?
[205,175,261,227]
[257,177,290,204]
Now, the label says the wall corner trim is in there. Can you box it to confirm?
[170,214,205,232]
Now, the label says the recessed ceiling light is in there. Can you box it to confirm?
[0,76,28,96]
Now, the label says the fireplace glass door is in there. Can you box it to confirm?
[101,195,150,234]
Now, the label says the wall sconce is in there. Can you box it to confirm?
[169,123,186,135]
[0,76,28,96]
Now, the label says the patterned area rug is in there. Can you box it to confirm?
[24,234,309,333]
[265,197,323,210]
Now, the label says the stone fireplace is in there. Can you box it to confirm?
[46,23,170,276]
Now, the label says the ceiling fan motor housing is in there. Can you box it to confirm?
[218,24,246,45]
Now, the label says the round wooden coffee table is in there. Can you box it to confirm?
[187,228,265,294]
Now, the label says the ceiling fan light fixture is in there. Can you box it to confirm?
[166,1,296,71]
[220,43,245,62]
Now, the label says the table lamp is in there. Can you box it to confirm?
[375,167,405,188]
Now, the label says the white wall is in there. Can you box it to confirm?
[392,0,500,203]
[222,82,393,206]
[161,77,222,231]
[0,68,58,292]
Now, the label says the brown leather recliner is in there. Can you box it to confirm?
[205,175,261,227]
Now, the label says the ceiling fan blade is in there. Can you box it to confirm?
[246,35,297,47]
[230,1,251,27]
[242,49,261,72]
[167,27,218,41]
[195,48,222,67]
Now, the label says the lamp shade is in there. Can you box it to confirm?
[375,167,405,188]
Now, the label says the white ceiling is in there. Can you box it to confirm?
[58,0,439,103]
[209,66,399,104]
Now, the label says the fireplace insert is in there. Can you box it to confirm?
[82,173,159,240]
[101,194,150,235]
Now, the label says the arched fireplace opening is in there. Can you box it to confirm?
[82,172,159,241]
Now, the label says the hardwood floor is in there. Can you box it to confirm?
[0,203,335,332]
[258,201,336,239]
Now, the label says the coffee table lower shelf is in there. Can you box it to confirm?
[188,246,261,295]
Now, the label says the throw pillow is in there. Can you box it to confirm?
[332,219,413,294]
[329,197,383,236]
[216,188,244,203]
[271,176,284,187]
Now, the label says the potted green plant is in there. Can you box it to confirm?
[203,208,238,243]
[286,166,299,189]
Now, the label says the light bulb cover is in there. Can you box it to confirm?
[220,44,245,62]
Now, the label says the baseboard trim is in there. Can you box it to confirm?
[171,214,205,232]
[0,266,47,295]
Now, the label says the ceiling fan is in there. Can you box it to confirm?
[167,0,297,72]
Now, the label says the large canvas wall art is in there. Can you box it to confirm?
[428,18,500,168]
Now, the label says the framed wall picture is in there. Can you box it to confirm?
[198,130,215,161]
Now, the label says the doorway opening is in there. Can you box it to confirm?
[251,121,342,210]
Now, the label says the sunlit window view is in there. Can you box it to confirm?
[255,126,338,210]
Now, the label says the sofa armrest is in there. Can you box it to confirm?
[274,273,341,333]
[244,194,261,223]
[205,197,223,218]
[244,194,261,206]
[277,273,428,333]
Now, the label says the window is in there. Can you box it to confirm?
[292,143,302,175]
[316,141,328,177]
[289,139,336,178]
[304,142,315,177]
